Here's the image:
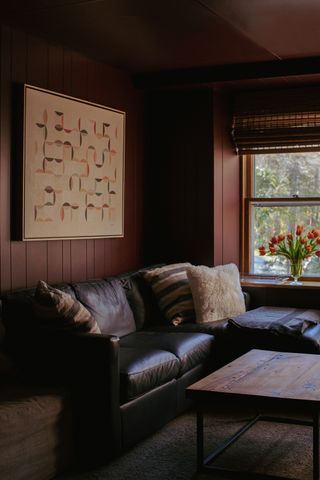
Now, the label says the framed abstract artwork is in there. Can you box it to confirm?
[22,84,125,240]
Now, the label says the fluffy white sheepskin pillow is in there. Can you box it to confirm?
[186,263,245,323]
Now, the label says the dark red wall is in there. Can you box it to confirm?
[143,88,240,268]
[213,90,240,267]
[144,89,214,266]
[0,25,144,292]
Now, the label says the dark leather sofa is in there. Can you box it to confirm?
[2,265,320,475]
[1,267,229,468]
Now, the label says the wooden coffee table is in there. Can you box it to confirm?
[186,349,320,480]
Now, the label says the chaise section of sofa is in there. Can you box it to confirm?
[0,385,73,480]
[0,306,74,480]
[227,306,320,354]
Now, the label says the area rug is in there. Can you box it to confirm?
[56,408,313,480]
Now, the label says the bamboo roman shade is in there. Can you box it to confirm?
[232,87,320,155]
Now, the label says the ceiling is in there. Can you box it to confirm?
[3,0,320,83]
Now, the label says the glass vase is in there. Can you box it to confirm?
[289,261,303,285]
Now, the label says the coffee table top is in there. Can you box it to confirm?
[187,349,320,407]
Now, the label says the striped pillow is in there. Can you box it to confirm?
[33,280,101,334]
[143,263,195,326]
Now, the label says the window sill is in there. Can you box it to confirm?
[241,275,320,289]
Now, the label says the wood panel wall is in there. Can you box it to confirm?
[0,24,144,292]
[143,88,240,268]
[144,89,214,266]
[213,89,240,267]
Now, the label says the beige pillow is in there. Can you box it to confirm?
[186,263,245,323]
[143,263,195,326]
[33,280,101,334]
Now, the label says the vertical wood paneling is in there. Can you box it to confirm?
[62,49,72,282]
[107,231,122,276]
[47,44,64,284]
[93,239,104,278]
[87,60,106,277]
[86,240,95,280]
[144,88,239,270]
[213,90,240,268]
[85,58,96,280]
[213,90,224,266]
[122,101,137,271]
[69,52,87,282]
[102,63,117,276]
[0,25,144,292]
[104,238,112,276]
[143,89,213,267]
[25,35,48,287]
[222,122,240,266]
[11,28,27,289]
[125,94,144,270]
[94,61,122,276]
[0,26,12,292]
[62,240,71,283]
[134,91,144,268]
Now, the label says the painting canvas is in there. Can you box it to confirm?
[23,84,125,240]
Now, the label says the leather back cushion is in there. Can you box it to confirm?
[117,271,164,330]
[2,284,75,337]
[72,278,136,337]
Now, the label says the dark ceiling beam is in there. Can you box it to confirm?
[133,56,320,89]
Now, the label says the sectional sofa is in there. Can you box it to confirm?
[1,265,229,473]
[2,263,320,478]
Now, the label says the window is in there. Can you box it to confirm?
[243,152,320,277]
[232,86,320,278]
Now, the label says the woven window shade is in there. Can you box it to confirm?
[232,87,320,154]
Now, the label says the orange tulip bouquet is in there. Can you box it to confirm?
[258,225,320,284]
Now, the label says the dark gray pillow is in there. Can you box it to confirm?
[33,280,101,334]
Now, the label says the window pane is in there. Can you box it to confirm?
[252,204,320,276]
[254,152,320,198]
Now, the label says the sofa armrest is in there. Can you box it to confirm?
[303,323,320,351]
[10,330,121,463]
[58,332,122,462]
[243,291,250,310]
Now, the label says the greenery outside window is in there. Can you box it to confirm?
[243,152,320,277]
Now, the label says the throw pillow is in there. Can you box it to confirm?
[142,263,195,326]
[33,280,101,334]
[186,263,245,323]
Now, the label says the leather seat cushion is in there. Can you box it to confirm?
[143,318,229,337]
[120,331,214,375]
[119,347,180,402]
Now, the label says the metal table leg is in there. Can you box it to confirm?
[314,411,319,480]
[195,410,313,479]
[197,410,204,472]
